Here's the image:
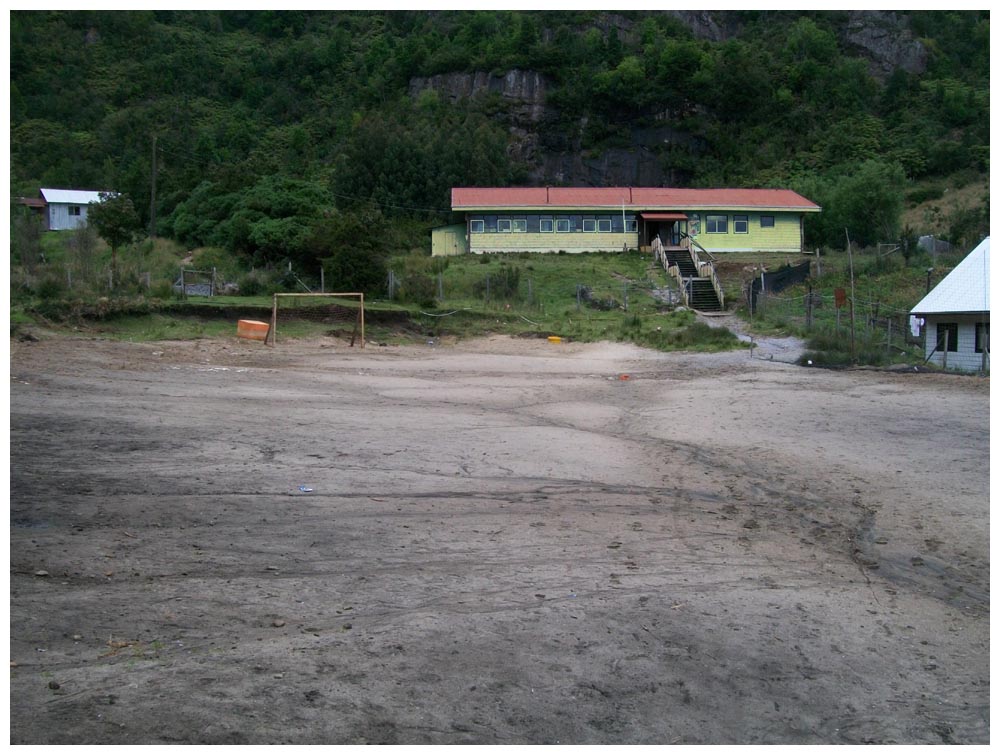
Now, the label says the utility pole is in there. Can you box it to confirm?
[845,229,857,364]
[149,133,158,239]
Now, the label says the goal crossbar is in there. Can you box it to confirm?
[267,292,365,347]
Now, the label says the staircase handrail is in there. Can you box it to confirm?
[679,232,716,262]
[679,232,725,310]
[667,265,690,307]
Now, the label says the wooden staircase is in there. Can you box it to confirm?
[664,247,723,312]
[664,248,697,278]
[688,279,722,312]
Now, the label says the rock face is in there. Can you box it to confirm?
[407,12,928,186]
[663,10,740,42]
[408,69,549,122]
[845,10,928,78]
[408,68,687,186]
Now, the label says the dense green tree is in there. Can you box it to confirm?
[306,207,391,295]
[8,9,989,261]
[88,192,142,284]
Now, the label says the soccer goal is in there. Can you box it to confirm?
[267,293,365,347]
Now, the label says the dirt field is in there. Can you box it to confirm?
[9,331,990,744]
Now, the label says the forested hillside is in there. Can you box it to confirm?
[10,10,990,271]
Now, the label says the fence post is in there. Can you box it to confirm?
[67,267,73,290]
[437,272,444,301]
[623,282,628,312]
[806,285,813,329]
[576,284,581,311]
[943,330,949,369]
[886,319,892,354]
[320,267,325,293]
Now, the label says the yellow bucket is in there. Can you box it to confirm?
[547,336,562,344]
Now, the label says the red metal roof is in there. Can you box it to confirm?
[452,187,820,211]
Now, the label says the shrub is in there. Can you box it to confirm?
[238,269,281,296]
[473,265,520,299]
[906,186,944,205]
[398,273,437,307]
[33,273,68,300]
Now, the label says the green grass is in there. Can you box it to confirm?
[13,249,746,354]
[709,249,963,366]
[92,314,236,341]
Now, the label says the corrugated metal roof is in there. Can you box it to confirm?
[452,186,821,211]
[911,237,990,315]
[40,188,105,205]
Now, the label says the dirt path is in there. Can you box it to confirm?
[9,334,989,744]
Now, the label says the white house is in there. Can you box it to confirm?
[910,237,990,373]
[39,188,105,231]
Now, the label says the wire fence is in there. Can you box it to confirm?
[750,289,923,357]
[385,268,675,314]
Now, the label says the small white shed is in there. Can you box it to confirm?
[40,188,105,231]
[910,237,990,373]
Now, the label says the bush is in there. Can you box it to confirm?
[148,280,175,300]
[860,253,901,277]
[906,186,944,205]
[398,273,437,307]
[473,265,520,300]
[33,273,68,300]
[800,324,895,366]
[238,269,282,296]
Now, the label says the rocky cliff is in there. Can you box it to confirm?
[407,12,929,187]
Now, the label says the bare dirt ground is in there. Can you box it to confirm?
[9,331,989,744]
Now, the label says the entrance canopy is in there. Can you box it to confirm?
[640,212,688,221]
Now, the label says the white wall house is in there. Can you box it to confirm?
[910,237,990,373]
[39,188,105,231]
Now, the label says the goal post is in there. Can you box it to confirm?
[267,292,365,347]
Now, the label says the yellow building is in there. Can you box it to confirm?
[446,186,820,256]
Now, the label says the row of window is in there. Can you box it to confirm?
[704,215,775,234]
[470,213,778,235]
[470,215,638,234]
[936,322,989,353]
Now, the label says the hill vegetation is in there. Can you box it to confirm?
[9,10,990,363]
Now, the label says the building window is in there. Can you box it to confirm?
[68,206,81,216]
[625,219,637,232]
[469,219,484,233]
[540,217,553,233]
[975,322,990,353]
[598,217,612,232]
[582,218,596,232]
[760,215,775,228]
[706,215,728,233]
[936,323,958,352]
[556,218,571,232]
[512,218,527,233]
[497,218,512,233]
[733,215,748,234]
